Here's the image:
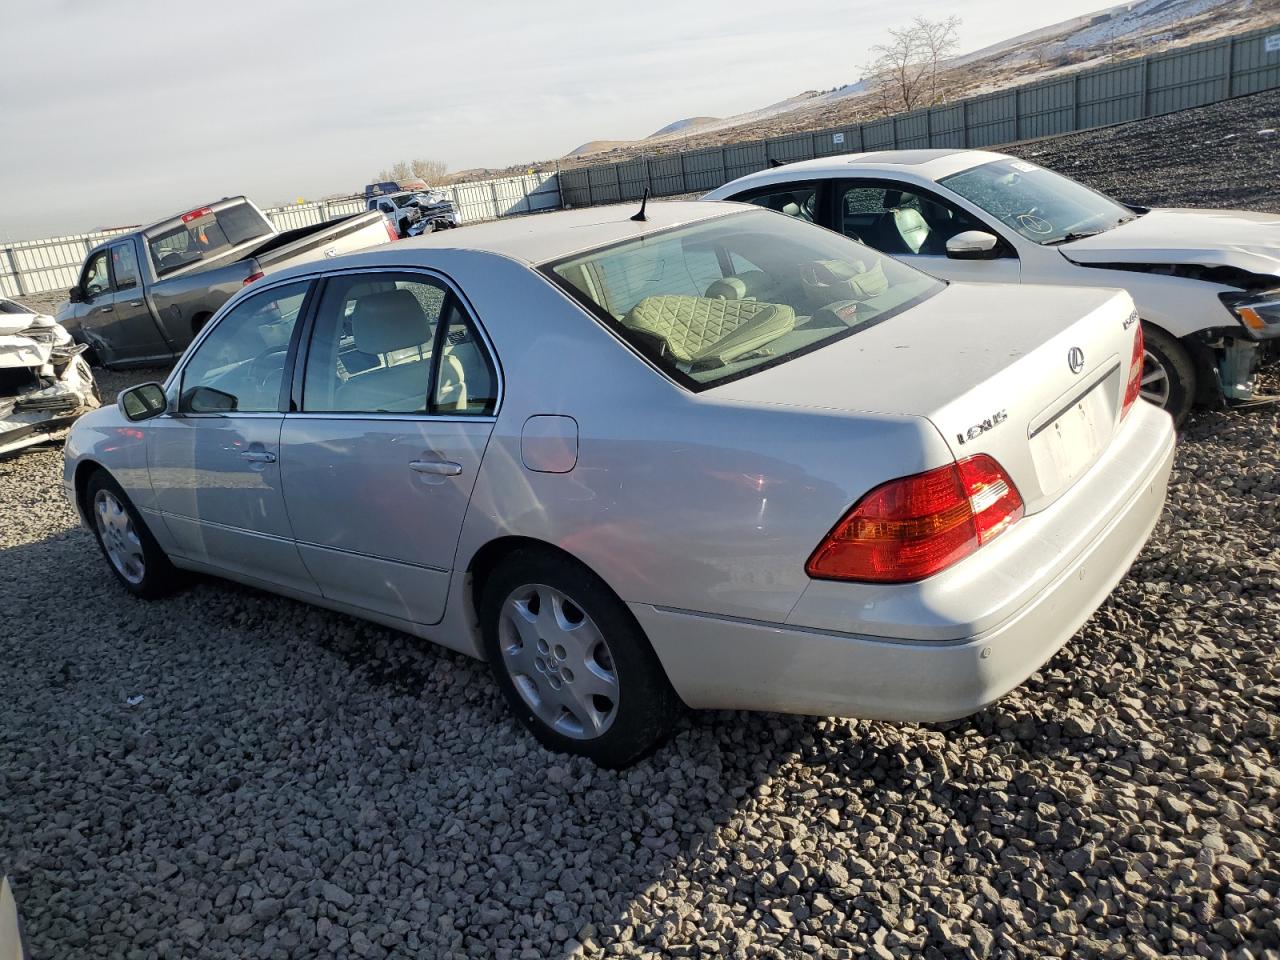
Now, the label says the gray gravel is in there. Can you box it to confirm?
[3,101,1280,958]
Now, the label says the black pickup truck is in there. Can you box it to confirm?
[57,196,395,367]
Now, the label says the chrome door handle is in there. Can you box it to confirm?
[129,300,144,307]
[240,450,277,463]
[409,459,462,476]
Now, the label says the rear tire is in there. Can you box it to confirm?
[1140,323,1195,427]
[86,471,180,600]
[479,549,682,768]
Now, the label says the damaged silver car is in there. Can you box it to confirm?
[0,297,100,457]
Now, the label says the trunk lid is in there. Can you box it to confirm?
[707,282,1139,514]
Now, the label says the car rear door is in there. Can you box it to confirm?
[146,279,318,593]
[278,269,499,626]
[103,239,172,362]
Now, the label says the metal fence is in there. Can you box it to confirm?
[558,24,1280,206]
[5,24,1278,300]
[0,172,562,298]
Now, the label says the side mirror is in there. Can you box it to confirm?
[946,231,1001,260]
[68,286,83,304]
[118,382,168,422]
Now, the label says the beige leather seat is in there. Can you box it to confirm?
[336,289,435,412]
[623,295,796,367]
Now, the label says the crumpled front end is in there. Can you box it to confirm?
[0,315,101,458]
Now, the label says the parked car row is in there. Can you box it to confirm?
[66,198,1177,767]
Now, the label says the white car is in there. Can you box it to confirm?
[65,201,1173,766]
[1,296,99,457]
[705,149,1280,424]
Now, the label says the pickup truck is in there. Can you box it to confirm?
[367,190,459,238]
[57,196,396,368]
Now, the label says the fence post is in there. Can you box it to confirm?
[3,248,26,297]
[678,153,688,194]
[1013,90,1021,141]
[962,101,970,148]
[644,156,653,196]
[489,181,501,220]
[614,163,622,200]
[1072,73,1081,130]
[1140,55,1151,117]
[586,171,594,207]
[318,201,329,222]
[1224,36,1235,99]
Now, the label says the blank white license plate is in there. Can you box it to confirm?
[1030,383,1112,496]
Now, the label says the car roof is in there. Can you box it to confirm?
[710,149,1010,193]
[381,200,748,266]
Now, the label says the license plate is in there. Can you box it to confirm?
[1030,382,1112,496]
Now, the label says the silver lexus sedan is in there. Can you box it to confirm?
[64,200,1175,767]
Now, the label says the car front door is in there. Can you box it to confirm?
[146,279,318,593]
[279,270,499,626]
[830,180,1021,283]
[72,249,117,354]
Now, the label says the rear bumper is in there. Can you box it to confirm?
[633,403,1175,720]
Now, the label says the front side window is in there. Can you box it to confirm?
[939,158,1133,245]
[301,273,496,416]
[546,209,942,390]
[82,250,110,298]
[111,242,139,291]
[179,282,309,413]
[837,184,988,256]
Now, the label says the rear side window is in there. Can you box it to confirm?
[545,210,942,391]
[111,242,139,291]
[300,273,497,416]
[146,202,273,277]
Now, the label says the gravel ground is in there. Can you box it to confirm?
[4,100,1280,959]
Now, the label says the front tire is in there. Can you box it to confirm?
[479,549,681,768]
[86,471,179,599]
[1140,324,1195,427]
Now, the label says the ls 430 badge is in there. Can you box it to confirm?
[956,409,1008,445]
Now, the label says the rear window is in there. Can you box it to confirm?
[146,202,273,277]
[544,209,942,390]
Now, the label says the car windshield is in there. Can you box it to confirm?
[146,201,274,277]
[544,209,943,390]
[0,298,33,315]
[939,158,1134,245]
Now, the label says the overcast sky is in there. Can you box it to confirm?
[0,0,1115,239]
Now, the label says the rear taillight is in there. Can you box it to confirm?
[385,219,399,242]
[243,271,264,286]
[1121,323,1145,418]
[806,455,1024,583]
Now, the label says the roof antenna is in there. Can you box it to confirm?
[630,189,649,222]
[768,158,784,168]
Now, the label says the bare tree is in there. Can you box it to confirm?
[867,15,961,114]
[410,158,448,182]
[389,160,412,181]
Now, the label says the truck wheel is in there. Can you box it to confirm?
[479,548,682,768]
[1140,324,1195,427]
[397,220,410,239]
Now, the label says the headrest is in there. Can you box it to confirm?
[352,289,432,354]
[781,202,801,218]
[704,277,748,300]
[883,190,902,209]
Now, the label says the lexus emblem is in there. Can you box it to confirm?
[1067,346,1085,374]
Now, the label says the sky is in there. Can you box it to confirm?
[0,0,1117,240]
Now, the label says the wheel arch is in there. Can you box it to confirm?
[72,458,107,527]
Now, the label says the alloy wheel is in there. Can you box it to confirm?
[94,489,146,585]
[498,583,620,740]
[1139,348,1172,409]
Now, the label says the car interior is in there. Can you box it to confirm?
[552,212,940,386]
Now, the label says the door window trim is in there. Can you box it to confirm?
[832,176,1020,260]
[285,265,503,423]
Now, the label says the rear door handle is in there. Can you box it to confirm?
[129,300,144,307]
[409,459,462,476]
[240,450,277,463]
